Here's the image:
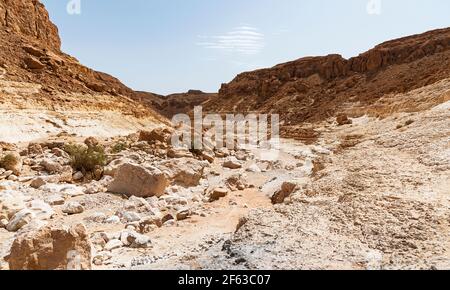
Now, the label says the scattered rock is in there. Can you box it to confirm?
[27,143,43,155]
[6,209,35,232]
[105,215,121,224]
[246,164,262,173]
[160,158,208,187]
[223,157,242,169]
[72,171,84,181]
[30,177,46,189]
[0,152,22,176]
[176,208,191,221]
[62,202,84,215]
[45,194,65,206]
[336,114,352,126]
[84,137,99,148]
[104,239,123,251]
[7,223,92,270]
[201,151,215,163]
[85,212,107,223]
[40,159,63,174]
[226,173,249,191]
[167,148,193,158]
[139,127,173,143]
[108,163,169,197]
[208,187,229,202]
[126,232,152,249]
[103,158,132,177]
[271,181,302,204]
[24,56,45,70]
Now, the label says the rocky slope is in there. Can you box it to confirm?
[205,28,450,125]
[0,0,166,143]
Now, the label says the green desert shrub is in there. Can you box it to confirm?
[64,143,106,172]
[111,141,128,154]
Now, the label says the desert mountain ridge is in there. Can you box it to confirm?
[205,27,450,125]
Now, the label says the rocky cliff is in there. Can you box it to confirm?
[0,0,61,49]
[0,0,166,143]
[206,28,450,124]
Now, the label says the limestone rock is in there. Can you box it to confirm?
[336,114,353,126]
[30,177,46,189]
[24,56,45,70]
[6,209,35,232]
[208,187,229,202]
[107,163,169,198]
[62,202,84,215]
[7,223,92,270]
[271,180,303,204]
[0,152,22,176]
[160,158,208,187]
[139,127,173,144]
[104,239,123,251]
[223,157,242,169]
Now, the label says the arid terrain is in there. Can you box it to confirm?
[0,0,449,270]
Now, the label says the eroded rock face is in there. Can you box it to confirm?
[107,163,168,197]
[7,223,92,270]
[0,0,61,49]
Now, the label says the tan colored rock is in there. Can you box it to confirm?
[223,157,242,169]
[62,202,84,215]
[271,181,301,204]
[23,45,45,58]
[104,158,132,177]
[201,151,215,163]
[226,173,249,191]
[24,56,45,70]
[27,143,43,155]
[208,187,229,202]
[176,208,191,221]
[167,148,193,158]
[7,223,92,270]
[84,137,99,148]
[139,127,173,143]
[160,158,208,187]
[107,163,168,197]
[6,209,35,232]
[0,191,27,220]
[40,159,63,174]
[0,152,23,176]
[336,114,352,126]
[30,177,46,189]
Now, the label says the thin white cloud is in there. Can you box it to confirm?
[197,26,265,55]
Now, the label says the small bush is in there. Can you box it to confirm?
[64,143,106,172]
[111,141,128,154]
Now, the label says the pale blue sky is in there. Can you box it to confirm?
[41,0,450,95]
